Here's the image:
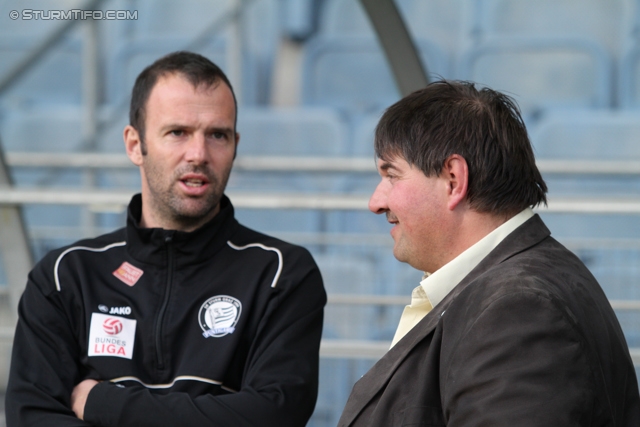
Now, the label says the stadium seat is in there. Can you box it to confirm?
[132,0,233,39]
[301,35,449,114]
[231,107,349,200]
[471,0,630,55]
[319,0,466,54]
[458,37,613,120]
[1,106,85,152]
[108,37,229,106]
[237,107,348,156]
[619,42,640,109]
[0,35,83,107]
[530,110,640,160]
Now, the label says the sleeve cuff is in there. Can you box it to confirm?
[84,381,125,426]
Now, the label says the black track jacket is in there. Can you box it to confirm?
[6,194,326,427]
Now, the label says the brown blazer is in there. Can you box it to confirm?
[338,215,640,426]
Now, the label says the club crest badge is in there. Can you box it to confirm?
[199,295,242,338]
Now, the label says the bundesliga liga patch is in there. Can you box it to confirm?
[88,312,137,359]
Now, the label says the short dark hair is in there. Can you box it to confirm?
[375,80,547,217]
[129,51,237,153]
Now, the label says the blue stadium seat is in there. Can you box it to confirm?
[319,0,466,54]
[530,110,640,160]
[526,110,640,351]
[471,0,630,54]
[106,13,277,107]
[280,0,318,41]
[0,0,85,39]
[237,107,348,156]
[238,0,280,105]
[1,107,84,152]
[619,42,640,109]
[231,107,350,235]
[108,37,229,106]
[132,0,233,39]
[301,35,449,114]
[530,110,640,280]
[0,35,83,107]
[458,37,613,119]
[119,0,278,106]
[1,104,133,154]
[351,112,382,157]
[314,253,375,338]
[0,105,137,191]
[310,359,358,427]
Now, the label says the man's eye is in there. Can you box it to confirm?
[212,132,226,139]
[170,130,184,137]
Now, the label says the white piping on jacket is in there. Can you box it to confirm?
[226,241,283,288]
[53,241,127,291]
[109,375,237,392]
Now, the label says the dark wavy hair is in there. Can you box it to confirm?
[375,80,547,217]
[129,51,237,154]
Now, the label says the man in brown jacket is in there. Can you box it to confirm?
[338,80,640,426]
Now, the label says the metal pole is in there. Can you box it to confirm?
[359,0,429,96]
[82,19,100,148]
[0,0,105,96]
[81,18,101,237]
[227,0,244,103]
[0,144,33,322]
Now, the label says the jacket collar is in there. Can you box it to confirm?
[125,193,239,267]
[339,214,552,426]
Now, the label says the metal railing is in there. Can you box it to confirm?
[6,153,640,213]
[8,152,640,174]
[1,153,640,365]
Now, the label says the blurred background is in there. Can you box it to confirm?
[0,0,640,425]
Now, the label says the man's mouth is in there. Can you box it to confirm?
[183,178,205,187]
[179,173,210,191]
[386,212,398,224]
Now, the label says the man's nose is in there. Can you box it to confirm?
[368,181,388,214]
[185,133,207,164]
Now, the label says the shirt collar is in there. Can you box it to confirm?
[125,193,239,267]
[418,208,534,309]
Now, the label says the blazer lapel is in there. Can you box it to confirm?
[338,307,444,426]
[339,215,551,426]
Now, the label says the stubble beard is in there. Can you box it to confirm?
[146,163,231,231]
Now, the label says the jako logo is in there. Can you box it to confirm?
[109,306,132,315]
[103,318,123,335]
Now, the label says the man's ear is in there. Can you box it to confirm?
[124,125,143,166]
[441,154,469,211]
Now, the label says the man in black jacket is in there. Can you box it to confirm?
[338,80,640,426]
[6,51,326,427]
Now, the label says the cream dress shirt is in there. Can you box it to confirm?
[389,208,535,348]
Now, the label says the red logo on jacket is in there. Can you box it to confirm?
[112,262,144,286]
[103,318,123,335]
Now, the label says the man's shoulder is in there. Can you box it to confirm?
[26,227,127,295]
[223,223,326,305]
[35,227,127,272]
[229,223,315,260]
[227,223,324,294]
[493,234,594,287]
[449,234,604,323]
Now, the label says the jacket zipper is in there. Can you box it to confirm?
[155,234,174,369]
